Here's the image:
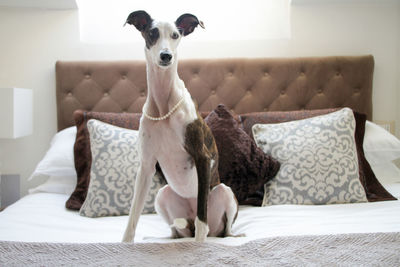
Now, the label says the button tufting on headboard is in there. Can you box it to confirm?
[56,56,374,131]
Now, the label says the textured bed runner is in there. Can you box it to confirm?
[1,232,399,266]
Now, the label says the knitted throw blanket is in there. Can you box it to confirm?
[1,232,399,266]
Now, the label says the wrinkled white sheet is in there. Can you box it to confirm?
[1,186,400,246]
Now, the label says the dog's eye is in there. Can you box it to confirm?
[171,32,179,39]
[148,28,159,42]
[149,29,156,37]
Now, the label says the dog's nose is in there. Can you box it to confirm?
[160,52,172,64]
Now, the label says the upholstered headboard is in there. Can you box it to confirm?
[56,55,374,131]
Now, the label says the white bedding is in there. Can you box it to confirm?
[1,187,399,246]
[2,120,399,246]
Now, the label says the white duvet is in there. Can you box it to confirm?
[3,119,397,246]
[1,184,400,246]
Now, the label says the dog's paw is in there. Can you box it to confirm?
[194,217,209,242]
[122,230,134,243]
[227,232,246,238]
[195,234,207,242]
[172,218,188,229]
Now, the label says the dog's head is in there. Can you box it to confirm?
[125,10,204,68]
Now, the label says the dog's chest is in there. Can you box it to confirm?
[147,115,198,198]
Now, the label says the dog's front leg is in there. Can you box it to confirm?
[185,120,211,242]
[122,160,156,242]
[194,152,211,242]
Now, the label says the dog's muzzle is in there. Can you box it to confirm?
[160,52,172,66]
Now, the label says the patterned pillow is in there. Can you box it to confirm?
[252,108,368,205]
[79,119,165,218]
[67,110,143,211]
[240,108,396,202]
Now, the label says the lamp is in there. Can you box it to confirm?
[0,88,33,138]
[0,88,33,209]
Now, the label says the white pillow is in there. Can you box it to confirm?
[253,108,367,205]
[382,183,400,199]
[364,121,400,165]
[368,161,400,184]
[29,126,77,179]
[29,175,76,195]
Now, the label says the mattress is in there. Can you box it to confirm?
[1,187,399,246]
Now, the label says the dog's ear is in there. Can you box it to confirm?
[175,14,205,36]
[125,10,152,32]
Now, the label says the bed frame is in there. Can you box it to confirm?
[4,55,400,267]
[56,55,374,131]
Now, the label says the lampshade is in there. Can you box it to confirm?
[0,88,33,139]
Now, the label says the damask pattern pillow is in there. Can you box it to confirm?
[253,108,368,205]
[79,119,165,218]
[67,110,143,211]
[240,108,396,202]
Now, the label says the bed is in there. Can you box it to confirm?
[1,55,400,266]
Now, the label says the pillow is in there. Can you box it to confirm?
[79,119,165,218]
[29,176,76,195]
[66,110,143,210]
[370,162,400,184]
[241,108,338,139]
[204,104,280,205]
[364,120,400,165]
[29,126,77,179]
[383,183,400,199]
[241,108,396,202]
[253,108,368,205]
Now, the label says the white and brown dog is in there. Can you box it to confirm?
[122,10,238,242]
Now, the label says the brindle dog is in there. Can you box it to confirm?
[122,11,239,243]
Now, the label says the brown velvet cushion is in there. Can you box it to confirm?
[66,110,142,210]
[240,109,397,202]
[351,113,396,202]
[205,104,281,205]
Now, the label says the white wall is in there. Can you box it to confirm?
[397,2,400,142]
[0,0,399,197]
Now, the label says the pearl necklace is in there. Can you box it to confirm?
[142,95,185,121]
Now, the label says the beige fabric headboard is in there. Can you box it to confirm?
[56,55,374,131]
